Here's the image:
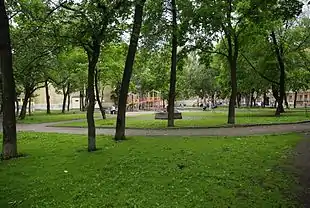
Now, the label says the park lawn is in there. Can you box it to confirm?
[17,111,101,124]
[56,108,310,128]
[0,133,302,207]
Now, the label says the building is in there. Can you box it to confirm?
[19,84,115,111]
[287,91,310,107]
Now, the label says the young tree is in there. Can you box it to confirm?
[115,0,147,141]
[57,0,129,151]
[0,0,17,159]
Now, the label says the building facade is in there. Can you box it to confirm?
[19,84,115,111]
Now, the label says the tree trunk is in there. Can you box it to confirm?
[115,0,146,141]
[272,84,279,109]
[167,0,178,127]
[262,93,267,108]
[271,31,285,116]
[45,80,51,114]
[284,93,289,109]
[67,93,70,112]
[19,89,31,120]
[236,93,241,108]
[0,0,17,159]
[228,60,237,124]
[245,94,250,107]
[211,94,215,106]
[61,87,67,114]
[28,96,31,116]
[80,90,84,111]
[95,68,106,119]
[86,58,97,151]
[226,1,238,124]
[86,42,101,151]
[250,90,254,107]
[294,91,297,108]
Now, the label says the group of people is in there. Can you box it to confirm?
[202,101,217,111]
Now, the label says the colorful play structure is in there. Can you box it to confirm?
[127,90,164,111]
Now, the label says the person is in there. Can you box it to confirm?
[110,105,116,114]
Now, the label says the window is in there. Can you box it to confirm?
[305,95,308,101]
[300,95,303,101]
[75,99,79,102]
[289,96,293,101]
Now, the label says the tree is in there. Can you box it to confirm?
[167,0,178,127]
[50,47,86,114]
[115,0,147,141]
[0,0,17,159]
[10,0,59,119]
[96,43,128,119]
[57,0,129,151]
[183,53,220,104]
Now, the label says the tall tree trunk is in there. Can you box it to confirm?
[86,42,101,151]
[61,86,67,114]
[87,59,96,151]
[95,68,106,119]
[284,93,289,109]
[0,0,17,159]
[226,0,238,124]
[67,93,70,112]
[19,89,31,120]
[228,60,237,124]
[294,91,297,108]
[167,0,178,127]
[115,0,146,141]
[45,80,51,114]
[28,96,31,116]
[271,31,285,116]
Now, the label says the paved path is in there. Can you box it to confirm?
[17,121,310,137]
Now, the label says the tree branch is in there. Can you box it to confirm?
[241,53,280,85]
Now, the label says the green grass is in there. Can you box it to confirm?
[56,108,310,128]
[0,133,302,207]
[17,111,100,124]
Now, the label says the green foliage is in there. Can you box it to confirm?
[181,53,220,98]
[10,0,59,93]
[132,47,171,98]
[50,47,87,94]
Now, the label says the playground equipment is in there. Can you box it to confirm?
[127,90,164,111]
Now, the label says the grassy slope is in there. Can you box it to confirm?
[57,109,310,128]
[0,133,301,207]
